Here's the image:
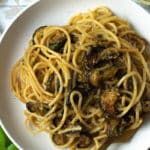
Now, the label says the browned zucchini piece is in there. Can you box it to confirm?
[52,134,68,145]
[100,89,119,117]
[142,98,150,112]
[89,66,118,87]
[77,132,92,148]
[32,26,47,44]
[26,102,49,116]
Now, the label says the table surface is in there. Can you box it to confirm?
[0,0,35,35]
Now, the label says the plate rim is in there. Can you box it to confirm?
[0,1,39,149]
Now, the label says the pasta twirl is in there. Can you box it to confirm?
[11,7,150,150]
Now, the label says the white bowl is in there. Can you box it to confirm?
[0,0,150,149]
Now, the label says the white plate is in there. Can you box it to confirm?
[0,0,150,150]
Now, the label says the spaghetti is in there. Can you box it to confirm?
[11,7,150,150]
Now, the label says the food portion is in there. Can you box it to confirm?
[11,7,150,150]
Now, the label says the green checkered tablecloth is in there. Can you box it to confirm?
[0,127,18,150]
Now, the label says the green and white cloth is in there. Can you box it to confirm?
[0,127,18,150]
[0,0,35,34]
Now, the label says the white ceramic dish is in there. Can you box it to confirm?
[0,0,150,149]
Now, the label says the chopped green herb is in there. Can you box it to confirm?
[49,38,66,53]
